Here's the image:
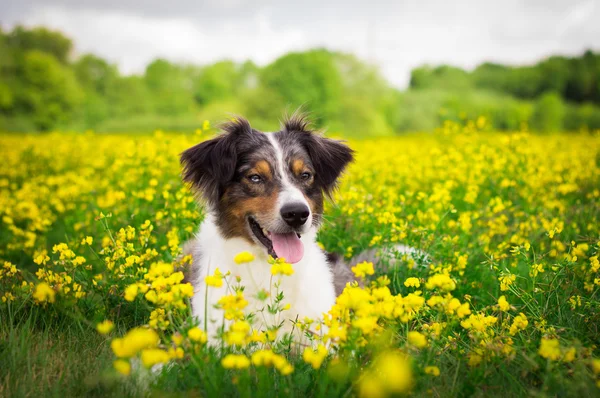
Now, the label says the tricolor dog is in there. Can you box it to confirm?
[180,114,355,343]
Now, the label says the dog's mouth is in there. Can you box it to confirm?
[248,217,304,263]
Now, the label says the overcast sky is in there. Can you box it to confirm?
[2,0,599,87]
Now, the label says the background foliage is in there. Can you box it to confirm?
[1,25,599,135]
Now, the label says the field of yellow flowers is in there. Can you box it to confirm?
[1,123,600,397]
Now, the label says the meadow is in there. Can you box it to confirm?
[1,122,600,397]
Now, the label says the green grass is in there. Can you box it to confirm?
[0,306,122,397]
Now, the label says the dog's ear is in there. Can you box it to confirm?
[181,117,252,206]
[305,135,354,195]
[283,114,354,195]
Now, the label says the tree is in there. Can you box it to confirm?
[72,55,121,126]
[260,49,343,126]
[109,76,152,118]
[18,50,83,130]
[194,61,241,105]
[565,51,598,103]
[6,26,73,64]
[0,28,14,111]
[74,55,118,95]
[331,53,397,135]
[144,59,197,115]
[532,92,565,132]
[410,65,472,91]
[538,56,570,95]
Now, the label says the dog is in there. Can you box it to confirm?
[180,114,356,344]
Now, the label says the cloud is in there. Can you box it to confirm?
[2,0,599,87]
[9,5,309,75]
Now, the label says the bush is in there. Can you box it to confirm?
[532,92,565,132]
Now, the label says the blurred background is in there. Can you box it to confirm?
[1,0,599,136]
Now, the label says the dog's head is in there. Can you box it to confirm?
[181,114,353,263]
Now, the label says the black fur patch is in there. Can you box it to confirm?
[281,113,354,196]
[180,117,266,207]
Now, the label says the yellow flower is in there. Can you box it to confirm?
[271,261,294,276]
[250,349,293,374]
[168,346,184,360]
[172,334,184,346]
[456,302,471,318]
[249,330,266,343]
[353,316,379,335]
[499,274,516,291]
[144,290,158,304]
[562,347,576,363]
[278,362,294,376]
[96,320,114,335]
[509,312,528,336]
[33,253,50,265]
[358,376,384,398]
[538,338,561,361]
[224,321,251,346]
[265,328,278,342]
[218,291,249,320]
[336,285,372,311]
[407,331,428,348]
[568,295,581,310]
[188,327,207,344]
[33,282,55,303]
[149,309,170,330]
[113,359,131,376]
[424,366,440,376]
[111,327,159,358]
[468,352,483,367]
[590,256,600,273]
[205,268,224,287]
[351,261,375,279]
[425,273,456,291]
[251,349,275,366]
[81,236,93,245]
[369,235,382,247]
[359,351,413,397]
[446,298,461,313]
[234,251,255,264]
[497,295,510,312]
[529,263,544,277]
[302,344,328,369]
[404,277,420,288]
[221,354,250,369]
[461,313,498,333]
[140,348,170,368]
[124,284,139,301]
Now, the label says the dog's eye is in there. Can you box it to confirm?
[248,174,262,183]
[300,172,312,181]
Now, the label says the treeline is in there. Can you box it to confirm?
[0,26,397,135]
[1,25,599,134]
[409,54,600,132]
[411,52,600,103]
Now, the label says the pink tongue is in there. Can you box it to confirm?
[270,232,304,263]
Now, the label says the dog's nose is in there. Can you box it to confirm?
[280,203,310,228]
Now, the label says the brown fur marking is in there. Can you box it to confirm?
[220,188,280,243]
[252,160,272,179]
[292,159,306,175]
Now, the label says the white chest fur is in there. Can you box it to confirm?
[188,215,336,342]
